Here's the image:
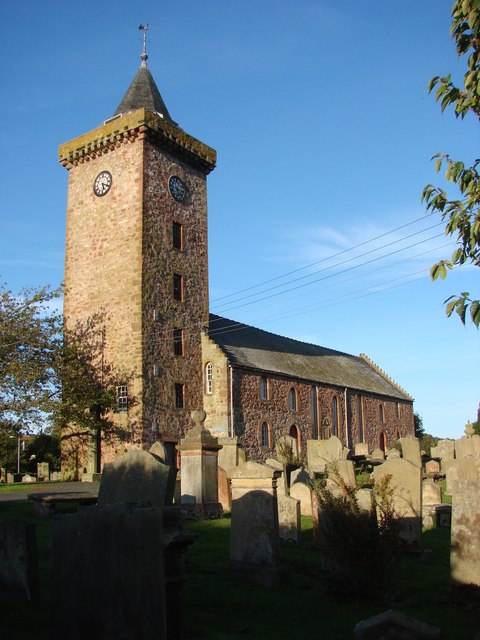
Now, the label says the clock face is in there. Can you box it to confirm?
[169,175,186,202]
[93,171,112,197]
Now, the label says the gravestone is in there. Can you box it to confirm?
[370,448,385,460]
[373,458,422,547]
[229,461,281,570]
[400,436,422,467]
[326,459,356,489]
[290,481,313,516]
[430,439,455,461]
[217,466,232,512]
[354,609,442,640]
[455,434,480,460]
[306,436,343,473]
[422,480,441,506]
[0,467,5,482]
[450,458,480,586]
[149,441,168,463]
[443,459,459,495]
[217,437,244,471]
[277,495,301,543]
[289,466,311,487]
[36,462,49,481]
[177,410,222,511]
[98,449,173,507]
[22,475,35,483]
[0,520,38,602]
[354,443,369,457]
[356,488,374,513]
[386,447,400,459]
[265,458,287,496]
[6,473,14,483]
[52,506,166,640]
[425,459,441,476]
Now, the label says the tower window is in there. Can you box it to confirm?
[116,385,128,411]
[173,222,183,250]
[205,362,213,395]
[379,404,384,423]
[173,273,183,301]
[173,328,184,356]
[311,385,318,439]
[175,383,185,409]
[395,401,400,419]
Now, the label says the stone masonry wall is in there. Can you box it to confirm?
[201,333,230,437]
[231,368,414,462]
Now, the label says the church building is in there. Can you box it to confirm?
[59,40,414,479]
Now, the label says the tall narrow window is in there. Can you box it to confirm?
[116,385,128,411]
[260,422,271,448]
[332,397,338,437]
[173,222,183,250]
[173,328,184,355]
[311,385,318,439]
[260,376,268,400]
[357,396,364,443]
[379,403,384,423]
[395,401,399,419]
[173,273,183,301]
[175,383,184,409]
[205,362,213,395]
[289,388,297,411]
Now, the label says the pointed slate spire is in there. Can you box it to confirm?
[113,25,175,123]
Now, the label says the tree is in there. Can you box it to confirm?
[422,0,480,327]
[414,411,425,439]
[0,282,61,435]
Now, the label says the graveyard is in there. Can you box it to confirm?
[0,424,479,639]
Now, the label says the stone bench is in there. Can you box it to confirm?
[28,491,98,517]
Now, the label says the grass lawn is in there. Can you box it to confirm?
[0,493,478,639]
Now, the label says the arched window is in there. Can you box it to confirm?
[205,362,213,395]
[260,376,269,401]
[332,397,339,437]
[260,422,271,448]
[289,425,300,454]
[379,431,387,452]
[289,388,297,411]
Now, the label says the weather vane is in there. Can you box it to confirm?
[138,24,149,67]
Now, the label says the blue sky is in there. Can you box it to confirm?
[0,1,478,439]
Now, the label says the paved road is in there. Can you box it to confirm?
[0,481,100,503]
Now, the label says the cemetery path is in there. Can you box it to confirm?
[0,481,100,502]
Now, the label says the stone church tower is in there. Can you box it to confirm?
[59,40,216,478]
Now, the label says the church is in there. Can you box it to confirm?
[59,39,414,479]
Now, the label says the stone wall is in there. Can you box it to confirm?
[230,367,414,461]
[201,333,230,437]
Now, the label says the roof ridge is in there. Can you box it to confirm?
[359,353,414,401]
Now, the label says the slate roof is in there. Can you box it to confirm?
[208,314,412,401]
[113,64,176,124]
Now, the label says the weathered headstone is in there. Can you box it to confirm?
[326,459,356,489]
[36,462,49,481]
[425,459,441,476]
[177,410,222,510]
[217,466,232,512]
[373,458,422,547]
[0,521,38,602]
[443,459,460,495]
[98,449,173,507]
[277,495,301,543]
[52,506,166,640]
[306,436,343,473]
[354,609,442,640]
[422,480,441,506]
[354,443,369,457]
[290,481,313,516]
[228,461,281,570]
[149,440,168,463]
[22,475,35,483]
[430,439,455,461]
[455,434,480,460]
[356,488,374,513]
[289,466,311,487]
[400,436,422,467]
[370,448,385,461]
[450,458,480,587]
[217,437,244,471]
[0,467,5,483]
[386,447,400,459]
[265,458,287,496]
